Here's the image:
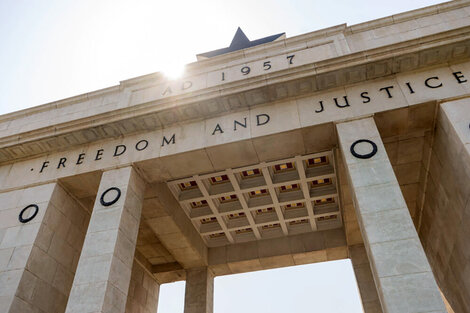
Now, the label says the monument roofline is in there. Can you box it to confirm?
[196,27,286,59]
[1,3,470,311]
[1,0,470,164]
[1,0,467,122]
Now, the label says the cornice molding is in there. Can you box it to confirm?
[1,2,470,163]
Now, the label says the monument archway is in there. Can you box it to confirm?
[1,2,470,313]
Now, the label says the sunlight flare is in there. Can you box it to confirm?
[161,62,186,80]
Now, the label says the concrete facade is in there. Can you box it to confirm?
[0,184,89,313]
[338,118,445,312]
[1,1,470,312]
[66,167,145,313]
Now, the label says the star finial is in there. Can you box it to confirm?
[197,28,286,60]
[229,27,251,49]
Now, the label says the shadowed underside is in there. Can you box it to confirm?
[1,1,470,313]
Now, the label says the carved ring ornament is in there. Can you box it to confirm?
[350,139,378,159]
[100,187,121,207]
[18,204,39,223]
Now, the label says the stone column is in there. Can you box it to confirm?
[125,260,160,313]
[349,244,382,313]
[0,183,89,313]
[418,99,470,312]
[184,267,214,313]
[65,167,145,313]
[336,117,446,313]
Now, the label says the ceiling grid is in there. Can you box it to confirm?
[168,151,342,247]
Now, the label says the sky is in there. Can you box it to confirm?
[0,0,444,116]
[0,0,446,312]
[158,260,364,313]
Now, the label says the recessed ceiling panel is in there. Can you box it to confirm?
[167,151,342,247]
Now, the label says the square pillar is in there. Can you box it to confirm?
[336,117,446,313]
[65,167,145,313]
[125,260,160,313]
[184,267,214,313]
[0,183,89,313]
[349,244,383,313]
[420,99,470,312]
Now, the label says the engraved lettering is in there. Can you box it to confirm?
[256,114,270,126]
[40,161,49,173]
[287,55,295,64]
[162,134,176,146]
[405,82,415,94]
[234,118,247,131]
[76,153,85,165]
[425,76,442,88]
[263,61,272,70]
[135,140,148,151]
[241,66,251,75]
[57,157,67,169]
[162,86,172,96]
[95,149,104,160]
[379,86,394,98]
[212,124,224,135]
[113,145,127,157]
[360,92,371,103]
[315,101,324,113]
[182,81,193,90]
[334,96,350,108]
[453,71,467,84]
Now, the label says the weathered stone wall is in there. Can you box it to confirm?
[348,244,382,313]
[125,260,160,313]
[338,117,445,313]
[184,267,214,313]
[65,167,145,313]
[0,3,469,313]
[419,99,470,313]
[0,183,89,313]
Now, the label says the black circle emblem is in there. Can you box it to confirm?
[350,139,378,159]
[19,204,39,223]
[100,187,121,206]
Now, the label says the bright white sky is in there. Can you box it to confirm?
[0,0,445,312]
[0,0,443,116]
[158,260,364,313]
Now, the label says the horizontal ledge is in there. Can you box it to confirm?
[152,262,184,274]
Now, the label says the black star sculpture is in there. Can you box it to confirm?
[197,27,285,59]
